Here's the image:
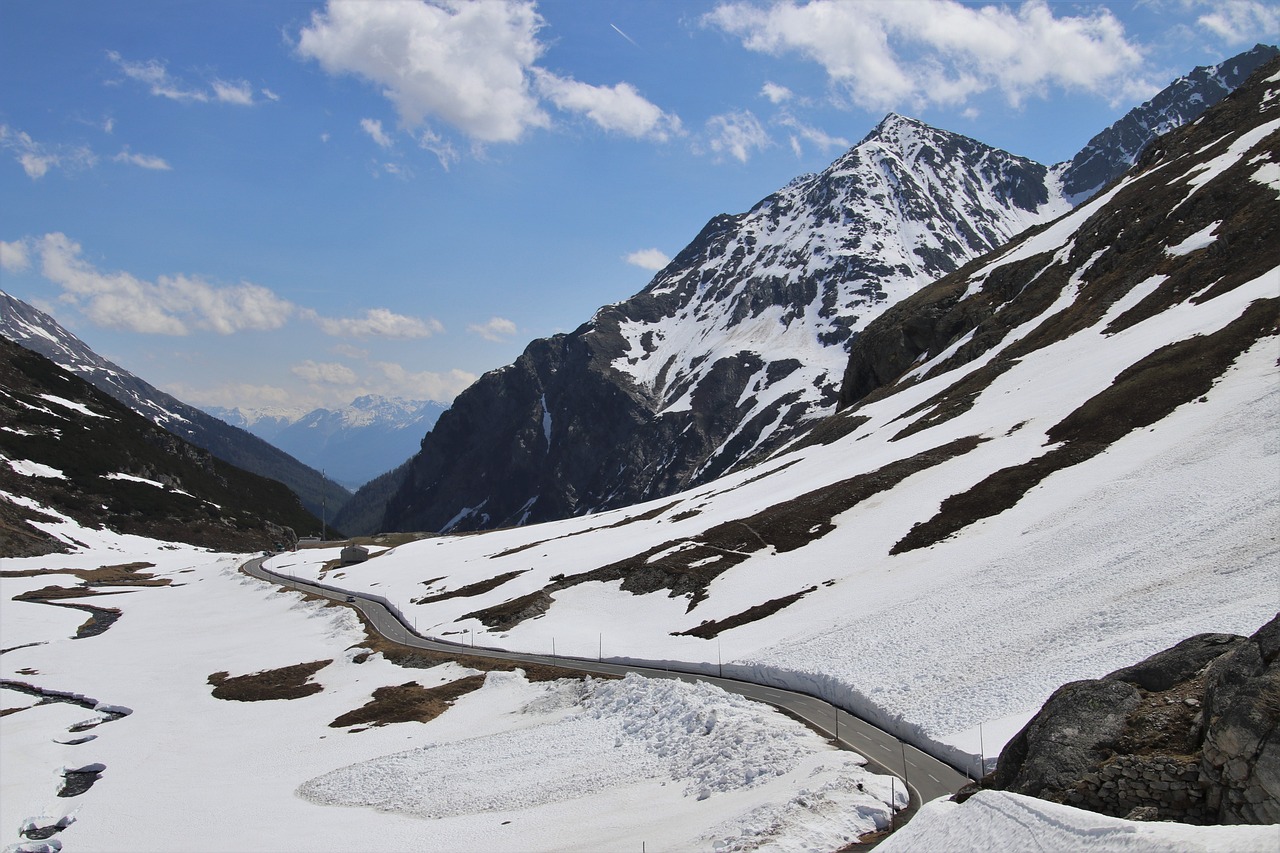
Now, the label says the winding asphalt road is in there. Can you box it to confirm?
[242,555,971,812]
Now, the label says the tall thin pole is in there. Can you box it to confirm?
[320,469,327,541]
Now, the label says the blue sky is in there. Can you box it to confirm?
[1,0,1276,415]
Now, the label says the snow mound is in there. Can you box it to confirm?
[878,790,1280,853]
[298,672,854,818]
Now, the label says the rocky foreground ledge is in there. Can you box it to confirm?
[960,614,1279,824]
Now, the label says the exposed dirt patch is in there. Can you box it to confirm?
[330,675,488,728]
[207,659,331,702]
[487,501,683,559]
[413,570,527,605]
[674,586,817,639]
[893,299,1278,553]
[461,589,554,631]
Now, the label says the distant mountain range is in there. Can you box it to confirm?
[358,44,1276,535]
[0,292,349,521]
[208,396,447,491]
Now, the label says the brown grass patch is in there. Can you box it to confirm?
[674,586,817,639]
[2,562,169,587]
[207,659,331,701]
[413,570,527,604]
[892,299,1278,554]
[330,675,487,728]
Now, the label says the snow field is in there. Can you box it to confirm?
[2,529,902,852]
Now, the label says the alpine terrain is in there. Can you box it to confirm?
[0,291,350,521]
[366,44,1277,535]
[272,52,1280,803]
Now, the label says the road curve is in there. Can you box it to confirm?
[242,556,971,810]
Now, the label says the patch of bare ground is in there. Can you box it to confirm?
[487,501,683,559]
[413,569,527,604]
[330,674,488,728]
[674,586,817,639]
[460,589,554,631]
[348,611,602,683]
[893,298,1278,554]
[9,592,123,639]
[207,659,331,701]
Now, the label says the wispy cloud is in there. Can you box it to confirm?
[107,50,270,106]
[535,72,682,141]
[0,125,97,179]
[706,0,1149,111]
[374,361,477,401]
[32,232,294,335]
[1196,0,1280,43]
[0,239,32,273]
[360,117,394,148]
[113,148,172,171]
[705,110,770,163]
[310,307,443,339]
[624,248,670,271]
[467,316,518,342]
[610,23,640,48]
[292,359,358,385]
[761,82,793,104]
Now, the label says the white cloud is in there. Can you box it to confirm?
[374,361,477,401]
[1197,1,1280,43]
[418,127,460,169]
[706,110,770,163]
[107,50,266,105]
[311,307,443,339]
[331,343,369,360]
[467,316,518,342]
[761,81,793,104]
[296,0,550,143]
[33,232,293,335]
[261,87,281,102]
[0,125,97,179]
[172,381,298,411]
[1,238,32,272]
[776,115,849,155]
[113,149,172,171]
[624,248,670,271]
[212,79,255,105]
[361,117,394,148]
[292,359,358,385]
[535,72,683,141]
[706,0,1147,111]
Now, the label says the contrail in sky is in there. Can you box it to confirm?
[610,23,639,47]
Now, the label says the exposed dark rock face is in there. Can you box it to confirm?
[0,291,348,520]
[978,615,1280,824]
[1059,44,1278,201]
[0,337,321,554]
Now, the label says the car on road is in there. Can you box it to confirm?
[345,595,355,602]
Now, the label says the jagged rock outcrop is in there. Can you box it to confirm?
[976,615,1280,824]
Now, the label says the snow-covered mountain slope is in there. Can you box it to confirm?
[0,292,348,519]
[0,337,321,554]
[368,46,1272,536]
[210,396,448,491]
[277,56,1280,778]
[1058,43,1277,202]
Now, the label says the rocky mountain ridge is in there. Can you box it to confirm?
[0,336,322,555]
[368,45,1275,535]
[0,291,349,520]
